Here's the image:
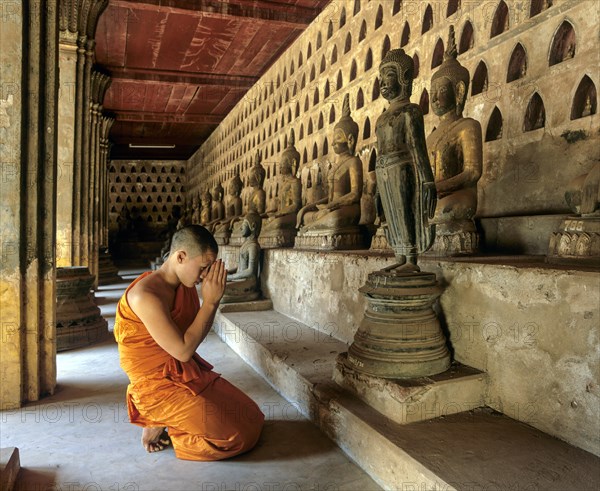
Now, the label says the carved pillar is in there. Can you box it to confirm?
[80,40,94,267]
[100,116,115,247]
[0,0,59,408]
[72,35,86,264]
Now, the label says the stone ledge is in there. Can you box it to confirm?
[214,309,600,490]
[0,447,20,491]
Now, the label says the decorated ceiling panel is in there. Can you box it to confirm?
[95,0,331,160]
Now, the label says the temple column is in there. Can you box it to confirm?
[80,40,94,267]
[0,0,59,408]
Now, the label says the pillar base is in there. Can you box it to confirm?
[346,268,450,379]
[98,248,122,285]
[56,267,108,352]
[427,220,479,257]
[259,228,297,248]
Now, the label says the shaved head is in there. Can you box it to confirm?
[169,225,218,258]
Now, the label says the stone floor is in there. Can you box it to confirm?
[0,268,379,491]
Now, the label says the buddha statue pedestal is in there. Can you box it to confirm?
[294,226,365,251]
[548,217,600,266]
[428,220,479,256]
[345,268,450,378]
[56,267,108,351]
[259,226,297,249]
[213,228,231,246]
[547,163,600,266]
[228,222,245,246]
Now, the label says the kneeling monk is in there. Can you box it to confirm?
[114,225,264,460]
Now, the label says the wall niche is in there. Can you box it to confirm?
[571,75,597,120]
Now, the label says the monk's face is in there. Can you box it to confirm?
[178,250,217,288]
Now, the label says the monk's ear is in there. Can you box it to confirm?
[176,250,187,263]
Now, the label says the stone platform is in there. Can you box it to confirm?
[0,447,20,491]
[214,308,600,490]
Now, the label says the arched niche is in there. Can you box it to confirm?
[312,143,318,160]
[308,119,313,135]
[549,21,576,66]
[365,49,373,72]
[310,65,316,82]
[419,89,430,115]
[459,21,474,54]
[329,105,336,123]
[354,0,361,15]
[381,35,391,60]
[350,60,357,81]
[523,92,546,131]
[490,1,509,38]
[431,38,444,68]
[422,4,433,34]
[314,87,319,105]
[393,0,402,16]
[324,82,330,100]
[359,20,367,42]
[571,75,597,120]
[375,5,383,30]
[447,0,460,17]
[307,43,312,60]
[413,53,420,78]
[344,33,352,54]
[369,149,377,172]
[318,113,324,130]
[340,6,346,28]
[327,20,333,39]
[331,45,338,65]
[323,138,329,155]
[336,71,343,91]
[357,88,364,109]
[507,43,527,82]
[317,32,322,50]
[485,106,503,141]
[320,55,326,74]
[472,61,489,95]
[530,0,552,17]
[401,21,410,47]
[363,117,371,139]
[372,79,380,101]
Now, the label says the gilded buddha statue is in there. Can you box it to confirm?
[427,26,483,255]
[295,93,365,250]
[199,189,211,226]
[260,130,302,248]
[205,182,225,233]
[213,172,244,245]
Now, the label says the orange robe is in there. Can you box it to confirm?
[114,271,264,461]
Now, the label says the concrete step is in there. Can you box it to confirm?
[214,309,600,491]
[0,447,20,491]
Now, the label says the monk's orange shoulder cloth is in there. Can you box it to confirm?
[113,271,220,426]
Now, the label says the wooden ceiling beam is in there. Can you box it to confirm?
[115,111,223,124]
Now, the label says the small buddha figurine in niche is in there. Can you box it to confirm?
[295,93,364,250]
[205,181,225,233]
[200,189,211,226]
[222,211,263,303]
[260,130,302,247]
[427,26,482,255]
[214,172,244,243]
[191,193,201,224]
[375,48,436,269]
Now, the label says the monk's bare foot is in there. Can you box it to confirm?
[142,427,171,453]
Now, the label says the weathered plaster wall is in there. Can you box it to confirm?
[187,0,599,253]
[258,248,599,456]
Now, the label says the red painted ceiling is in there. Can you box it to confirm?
[95,0,331,160]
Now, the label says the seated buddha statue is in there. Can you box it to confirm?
[426,26,483,255]
[213,172,244,244]
[260,129,302,248]
[199,189,211,226]
[205,182,225,233]
[222,211,263,303]
[295,93,364,250]
[375,47,436,270]
[230,152,266,245]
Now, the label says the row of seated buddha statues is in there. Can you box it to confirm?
[188,26,482,256]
